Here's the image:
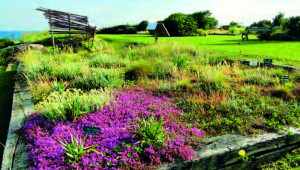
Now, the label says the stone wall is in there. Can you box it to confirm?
[159,127,300,170]
[1,62,32,170]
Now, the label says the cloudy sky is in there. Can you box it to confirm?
[0,0,299,30]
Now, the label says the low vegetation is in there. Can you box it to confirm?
[0,38,14,49]
[100,34,300,67]
[19,35,299,168]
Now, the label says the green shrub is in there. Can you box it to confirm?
[174,79,192,90]
[164,13,198,36]
[228,27,240,35]
[151,60,174,79]
[258,33,272,40]
[125,27,137,34]
[286,16,300,39]
[35,89,111,122]
[0,38,14,48]
[125,61,153,80]
[196,29,207,36]
[0,65,6,72]
[98,25,137,34]
[0,49,8,66]
[136,21,149,31]
[190,10,218,29]
[172,55,189,70]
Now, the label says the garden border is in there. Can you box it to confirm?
[1,57,299,169]
[159,128,300,170]
[1,62,32,170]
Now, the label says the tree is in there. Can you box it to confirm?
[229,21,241,28]
[250,20,272,27]
[286,16,300,39]
[163,13,197,36]
[273,12,287,27]
[190,10,218,30]
[136,21,149,31]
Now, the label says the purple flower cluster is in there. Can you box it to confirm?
[22,88,204,169]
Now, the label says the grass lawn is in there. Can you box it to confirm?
[0,70,16,166]
[99,34,300,67]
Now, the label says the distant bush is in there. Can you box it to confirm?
[98,25,137,34]
[286,16,300,39]
[196,29,207,36]
[271,32,291,40]
[136,21,149,31]
[250,20,272,28]
[190,10,218,30]
[125,27,137,34]
[229,21,242,28]
[0,38,14,49]
[228,27,240,35]
[163,13,198,36]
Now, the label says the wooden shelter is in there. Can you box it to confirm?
[147,23,170,37]
[146,23,170,43]
[36,7,97,49]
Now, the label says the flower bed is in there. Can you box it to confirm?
[22,88,204,169]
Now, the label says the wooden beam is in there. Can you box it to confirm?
[49,9,55,52]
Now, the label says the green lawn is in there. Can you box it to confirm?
[0,71,16,166]
[99,34,300,67]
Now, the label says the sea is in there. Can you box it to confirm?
[0,31,39,40]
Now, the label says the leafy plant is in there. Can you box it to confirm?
[59,133,99,165]
[124,61,153,80]
[128,116,171,147]
[35,89,111,122]
[228,26,240,35]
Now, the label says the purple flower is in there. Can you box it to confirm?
[22,88,205,169]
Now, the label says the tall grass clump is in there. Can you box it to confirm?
[126,42,195,61]
[125,60,175,80]
[200,67,229,91]
[88,54,128,68]
[71,68,124,90]
[239,68,279,86]
[35,89,112,122]
[53,62,88,81]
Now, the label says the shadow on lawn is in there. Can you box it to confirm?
[208,39,292,46]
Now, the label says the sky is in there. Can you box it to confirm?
[0,0,299,31]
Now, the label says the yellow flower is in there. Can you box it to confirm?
[238,150,246,157]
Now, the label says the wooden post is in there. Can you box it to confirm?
[154,30,158,43]
[68,13,73,50]
[90,26,96,49]
[85,17,89,40]
[49,9,55,52]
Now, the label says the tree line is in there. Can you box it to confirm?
[98,10,300,40]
